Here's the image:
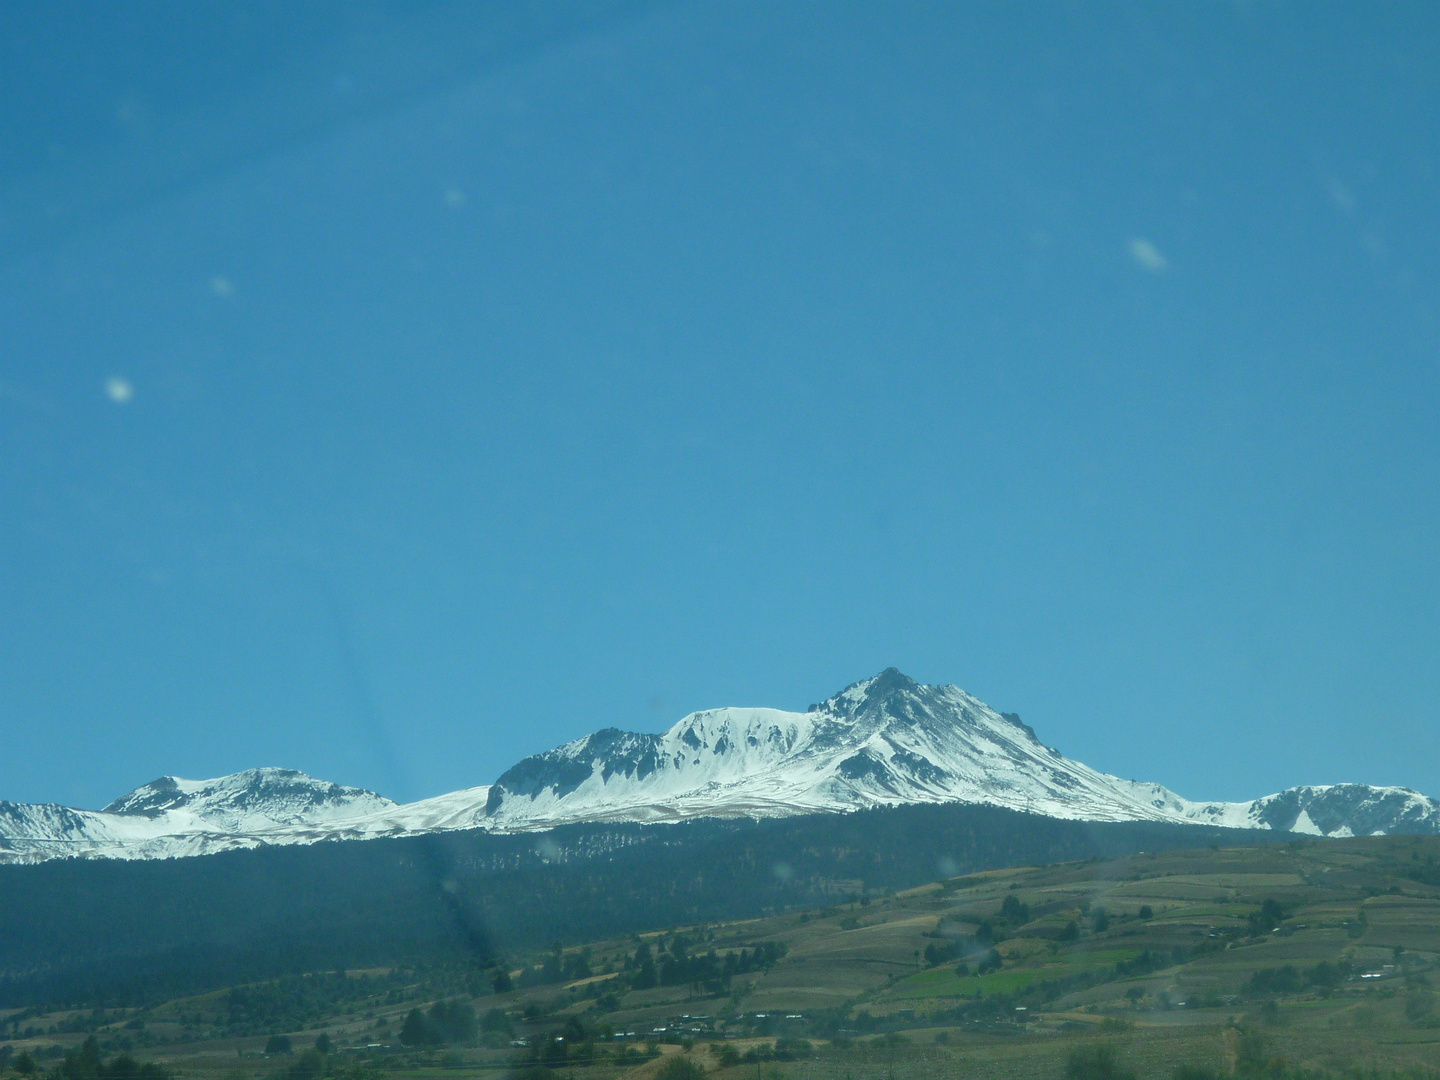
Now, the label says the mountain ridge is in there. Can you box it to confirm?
[3,669,1436,863]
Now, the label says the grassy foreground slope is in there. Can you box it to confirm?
[4,835,1437,1080]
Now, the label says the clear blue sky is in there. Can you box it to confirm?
[2,2,1437,811]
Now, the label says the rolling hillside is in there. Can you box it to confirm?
[5,835,1438,1080]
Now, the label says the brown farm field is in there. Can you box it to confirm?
[6,834,1439,1080]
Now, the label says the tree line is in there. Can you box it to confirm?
[0,803,1285,1008]
[15,1038,166,1080]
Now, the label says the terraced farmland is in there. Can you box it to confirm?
[5,835,1438,1080]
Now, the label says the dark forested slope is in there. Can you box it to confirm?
[0,803,1287,1006]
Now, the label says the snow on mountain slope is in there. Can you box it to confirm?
[0,768,399,863]
[101,768,396,825]
[2,670,1436,863]
[483,670,1440,836]
[483,668,1192,826]
[1178,783,1440,837]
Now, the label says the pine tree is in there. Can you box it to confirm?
[399,1007,431,1047]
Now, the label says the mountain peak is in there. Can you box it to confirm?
[101,768,395,823]
[865,666,921,696]
[814,667,922,715]
[104,776,187,816]
[480,668,1116,829]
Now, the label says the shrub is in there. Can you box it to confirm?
[773,1038,812,1060]
[283,1049,325,1080]
[1065,1043,1136,1080]
[655,1056,706,1080]
[923,942,958,967]
[1247,899,1284,936]
[399,1000,477,1046]
[481,1007,514,1038]
[1406,988,1435,1022]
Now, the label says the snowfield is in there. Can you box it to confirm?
[2,670,1435,863]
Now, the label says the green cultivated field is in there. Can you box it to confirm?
[4,834,1438,1080]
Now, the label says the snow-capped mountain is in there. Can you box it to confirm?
[1181,784,1440,837]
[101,769,395,822]
[484,668,1176,826]
[0,769,398,862]
[0,768,497,863]
[2,670,1435,863]
[483,669,1439,836]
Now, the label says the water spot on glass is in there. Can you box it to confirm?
[1327,179,1356,213]
[105,376,134,404]
[1127,237,1168,273]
